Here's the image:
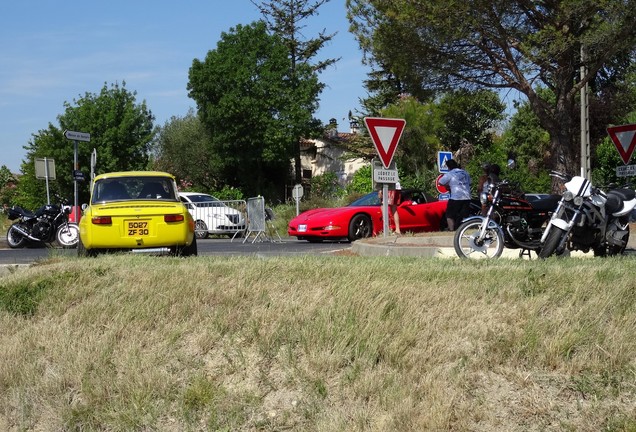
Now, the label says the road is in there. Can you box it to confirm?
[0,238,353,265]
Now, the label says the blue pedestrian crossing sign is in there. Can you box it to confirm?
[438,151,453,173]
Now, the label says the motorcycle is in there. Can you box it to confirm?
[538,172,636,258]
[5,196,80,249]
[454,180,560,259]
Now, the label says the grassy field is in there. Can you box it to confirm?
[1,254,636,431]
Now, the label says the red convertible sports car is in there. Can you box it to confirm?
[288,189,448,242]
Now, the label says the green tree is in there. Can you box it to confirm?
[15,82,154,208]
[252,0,337,184]
[151,110,217,191]
[345,164,372,195]
[347,0,636,182]
[0,165,18,208]
[360,67,405,116]
[437,89,506,152]
[381,95,443,178]
[188,22,322,200]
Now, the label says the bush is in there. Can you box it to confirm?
[345,165,373,195]
[212,185,244,201]
[309,172,345,200]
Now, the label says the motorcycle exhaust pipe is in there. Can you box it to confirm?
[10,224,41,242]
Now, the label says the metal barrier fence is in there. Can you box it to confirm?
[182,199,247,240]
[243,196,281,243]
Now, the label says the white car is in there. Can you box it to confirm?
[178,192,246,239]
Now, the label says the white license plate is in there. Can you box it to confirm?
[298,224,307,233]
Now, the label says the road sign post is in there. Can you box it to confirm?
[35,157,56,204]
[292,184,303,216]
[364,118,406,236]
[64,130,91,223]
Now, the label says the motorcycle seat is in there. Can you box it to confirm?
[528,194,560,212]
[11,206,35,219]
[608,188,635,201]
[605,189,635,214]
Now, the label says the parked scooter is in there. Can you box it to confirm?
[538,172,636,258]
[454,180,560,259]
[5,195,79,248]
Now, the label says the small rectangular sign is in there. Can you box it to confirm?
[616,164,636,177]
[438,151,453,173]
[373,168,398,184]
[35,158,56,180]
[64,130,91,142]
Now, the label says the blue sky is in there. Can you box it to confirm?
[0,0,371,172]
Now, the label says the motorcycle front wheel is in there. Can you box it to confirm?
[6,225,27,248]
[56,223,80,248]
[454,220,504,259]
[538,227,565,258]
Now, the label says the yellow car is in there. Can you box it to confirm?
[78,171,197,257]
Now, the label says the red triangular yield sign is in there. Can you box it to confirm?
[364,117,406,168]
[607,124,636,165]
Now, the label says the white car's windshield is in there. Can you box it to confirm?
[185,194,220,203]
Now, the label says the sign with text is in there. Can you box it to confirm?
[373,168,398,184]
[64,130,91,142]
[364,117,406,168]
[616,164,636,177]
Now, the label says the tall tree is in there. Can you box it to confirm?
[151,110,217,192]
[252,0,338,184]
[188,22,322,200]
[437,89,506,153]
[360,66,406,116]
[381,95,443,179]
[347,0,636,184]
[0,165,18,208]
[15,82,154,208]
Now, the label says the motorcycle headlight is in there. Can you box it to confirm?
[563,191,574,201]
[573,196,584,206]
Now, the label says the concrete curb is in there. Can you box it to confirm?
[352,232,636,259]
[352,234,452,258]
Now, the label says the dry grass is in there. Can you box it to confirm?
[1,255,636,431]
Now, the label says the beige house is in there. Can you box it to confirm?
[298,121,368,185]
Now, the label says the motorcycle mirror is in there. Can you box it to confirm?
[507,158,516,170]
[81,203,88,211]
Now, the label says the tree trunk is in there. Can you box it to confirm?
[548,97,578,193]
[294,139,302,184]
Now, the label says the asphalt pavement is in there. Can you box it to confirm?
[2,228,636,275]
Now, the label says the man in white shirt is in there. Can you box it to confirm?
[439,159,472,230]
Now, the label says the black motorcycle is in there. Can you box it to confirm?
[453,180,560,259]
[538,172,636,258]
[5,196,79,248]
